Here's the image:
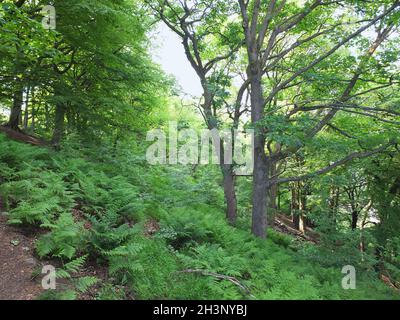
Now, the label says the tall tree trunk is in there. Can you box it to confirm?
[249,64,269,238]
[30,92,39,131]
[351,211,359,230]
[291,183,300,229]
[269,161,278,211]
[252,149,269,238]
[31,104,35,130]
[291,181,307,233]
[299,187,307,234]
[23,87,30,130]
[66,108,76,131]
[217,143,238,225]
[8,42,26,130]
[277,188,281,211]
[203,85,239,226]
[44,104,51,131]
[52,103,66,147]
[329,186,340,230]
[7,84,24,130]
[222,164,237,225]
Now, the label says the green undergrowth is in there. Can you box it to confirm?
[0,133,398,300]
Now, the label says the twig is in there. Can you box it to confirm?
[177,269,255,299]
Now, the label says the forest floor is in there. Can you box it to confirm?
[0,127,50,299]
[0,128,349,299]
[0,202,109,300]
[0,199,44,300]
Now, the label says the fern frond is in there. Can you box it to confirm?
[75,276,98,293]
[64,255,88,274]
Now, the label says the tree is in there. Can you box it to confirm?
[237,0,400,238]
[146,0,249,224]
[0,0,58,130]
[0,0,168,145]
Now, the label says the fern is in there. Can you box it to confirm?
[64,255,88,274]
[86,212,140,254]
[2,134,399,301]
[36,212,87,259]
[1,169,74,225]
[74,276,99,293]
[105,242,144,276]
[52,255,98,296]
[38,289,77,301]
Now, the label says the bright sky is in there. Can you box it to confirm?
[151,24,203,98]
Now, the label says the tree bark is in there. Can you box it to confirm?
[252,151,269,238]
[7,84,23,130]
[252,150,269,238]
[291,181,308,233]
[269,160,278,210]
[52,103,66,147]
[23,87,30,130]
[31,104,35,130]
[351,211,359,230]
[291,183,300,229]
[329,186,340,230]
[249,62,269,238]
[7,40,25,130]
[277,188,281,211]
[205,90,238,225]
[222,164,237,225]
[299,187,307,234]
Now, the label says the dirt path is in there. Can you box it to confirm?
[0,129,46,300]
[0,209,43,300]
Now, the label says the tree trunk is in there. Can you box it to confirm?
[291,183,300,229]
[269,161,278,211]
[222,165,237,225]
[351,211,358,230]
[66,108,76,131]
[252,148,269,238]
[7,43,25,130]
[329,186,340,230]
[249,65,268,239]
[207,108,238,226]
[277,188,281,211]
[23,87,30,130]
[7,85,24,130]
[31,104,35,130]
[52,103,66,147]
[299,188,307,234]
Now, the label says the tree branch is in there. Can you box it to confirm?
[273,141,397,186]
[178,269,255,298]
[264,1,400,106]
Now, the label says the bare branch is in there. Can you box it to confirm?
[327,123,357,139]
[178,269,255,298]
[291,103,400,118]
[273,141,397,185]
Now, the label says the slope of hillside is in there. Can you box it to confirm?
[0,133,398,300]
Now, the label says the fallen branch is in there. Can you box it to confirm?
[380,273,400,292]
[177,269,255,299]
[274,215,319,244]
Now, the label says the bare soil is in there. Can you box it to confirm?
[0,209,43,300]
